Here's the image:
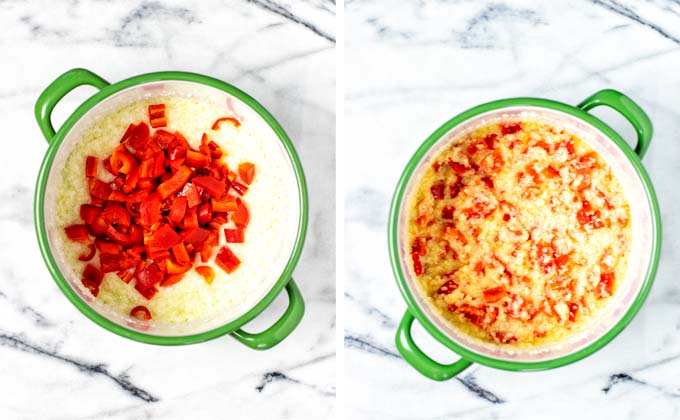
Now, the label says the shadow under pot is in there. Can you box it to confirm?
[34,68,308,348]
[389,89,661,380]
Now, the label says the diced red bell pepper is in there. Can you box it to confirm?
[207,141,222,159]
[160,274,184,287]
[152,152,166,178]
[185,150,208,168]
[197,202,212,225]
[83,264,103,285]
[78,244,96,261]
[79,204,102,224]
[101,202,131,227]
[81,279,99,297]
[65,224,90,243]
[111,145,138,175]
[231,198,249,228]
[147,248,171,261]
[120,123,135,143]
[136,285,158,300]
[182,227,209,246]
[167,196,186,225]
[167,145,187,160]
[165,258,191,275]
[195,266,215,285]
[147,224,182,250]
[157,166,193,199]
[192,175,225,199]
[137,178,156,190]
[211,197,238,213]
[231,181,248,196]
[153,129,175,148]
[139,157,155,178]
[224,228,244,243]
[211,117,240,129]
[85,156,98,178]
[88,215,109,237]
[90,179,112,200]
[138,193,162,228]
[215,246,240,274]
[171,242,190,265]
[102,157,114,175]
[136,262,164,290]
[130,305,152,320]
[117,270,133,284]
[126,122,151,150]
[148,104,167,128]
[108,190,127,203]
[106,224,143,246]
[178,183,201,208]
[238,162,255,184]
[199,243,212,263]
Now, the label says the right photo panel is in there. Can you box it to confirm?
[345,1,671,419]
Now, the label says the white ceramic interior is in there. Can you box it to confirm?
[43,81,300,336]
[398,107,654,362]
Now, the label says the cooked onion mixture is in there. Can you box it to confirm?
[407,120,631,346]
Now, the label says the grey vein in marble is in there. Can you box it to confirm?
[0,332,158,402]
[246,0,335,42]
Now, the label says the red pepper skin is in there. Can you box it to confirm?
[211,117,241,130]
[197,202,212,225]
[195,266,215,284]
[136,285,158,300]
[231,199,249,228]
[215,246,241,274]
[106,224,143,247]
[238,162,255,184]
[83,264,103,285]
[147,224,182,251]
[152,129,175,148]
[89,179,112,200]
[125,122,151,150]
[224,228,244,243]
[192,176,226,199]
[171,242,190,265]
[88,215,109,237]
[148,104,167,128]
[231,181,248,196]
[82,278,99,297]
[78,244,96,261]
[65,224,90,243]
[85,156,98,178]
[136,262,164,290]
[138,193,162,228]
[156,166,193,199]
[182,227,209,246]
[169,196,187,225]
[130,305,152,320]
[102,203,131,227]
[179,183,202,208]
[80,204,102,224]
[182,206,199,229]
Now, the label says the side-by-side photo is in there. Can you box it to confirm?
[1,1,334,419]
[345,1,671,419]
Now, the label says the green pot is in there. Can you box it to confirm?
[389,89,661,380]
[34,68,308,348]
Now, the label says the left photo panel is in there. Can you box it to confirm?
[1,1,335,418]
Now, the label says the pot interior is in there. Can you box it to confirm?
[398,106,654,362]
[43,80,301,337]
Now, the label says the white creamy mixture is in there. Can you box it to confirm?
[55,96,296,325]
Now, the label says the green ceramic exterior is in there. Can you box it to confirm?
[390,90,661,380]
[34,68,308,348]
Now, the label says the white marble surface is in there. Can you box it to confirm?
[345,1,678,419]
[0,1,334,419]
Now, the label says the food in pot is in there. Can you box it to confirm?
[56,97,292,324]
[407,120,631,346]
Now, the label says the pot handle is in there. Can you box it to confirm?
[230,279,305,350]
[577,89,653,159]
[396,310,472,381]
[35,68,110,142]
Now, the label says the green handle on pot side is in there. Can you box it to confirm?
[577,89,653,159]
[34,68,110,142]
[396,311,472,381]
[231,280,305,350]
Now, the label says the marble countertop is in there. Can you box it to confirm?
[0,1,334,419]
[345,0,679,419]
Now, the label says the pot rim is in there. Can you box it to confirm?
[34,71,309,345]
[389,96,661,371]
